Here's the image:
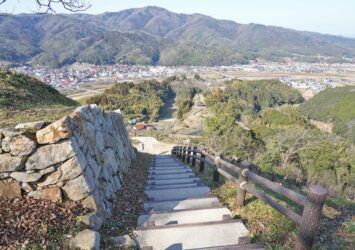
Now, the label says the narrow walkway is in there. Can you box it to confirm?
[135,155,264,250]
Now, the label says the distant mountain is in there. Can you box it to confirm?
[1,6,355,67]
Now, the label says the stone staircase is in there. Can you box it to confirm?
[135,155,264,250]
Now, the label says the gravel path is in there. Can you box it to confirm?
[132,136,175,155]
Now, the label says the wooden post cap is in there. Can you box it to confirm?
[214,156,221,164]
[242,160,251,168]
[309,185,327,196]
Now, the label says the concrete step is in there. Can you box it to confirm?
[190,243,264,250]
[153,164,184,168]
[135,220,249,249]
[149,168,190,173]
[150,167,190,171]
[145,182,204,190]
[138,207,231,227]
[154,158,179,162]
[155,159,177,163]
[149,169,192,175]
[148,173,195,180]
[144,197,220,212]
[147,177,200,185]
[146,186,210,201]
[151,164,187,169]
[155,161,176,163]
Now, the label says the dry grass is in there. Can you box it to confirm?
[0,107,75,129]
[187,159,355,250]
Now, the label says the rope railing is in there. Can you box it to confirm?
[171,145,327,250]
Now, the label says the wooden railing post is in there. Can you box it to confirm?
[186,146,191,164]
[178,146,182,159]
[295,185,327,250]
[182,146,186,162]
[191,146,197,167]
[236,160,250,206]
[213,156,220,182]
[184,146,189,164]
[199,151,205,172]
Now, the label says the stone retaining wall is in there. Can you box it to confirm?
[0,105,136,229]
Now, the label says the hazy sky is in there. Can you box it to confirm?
[1,0,354,38]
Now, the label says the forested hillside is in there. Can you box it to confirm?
[203,80,354,198]
[1,6,355,67]
[301,86,355,143]
[205,79,303,116]
[85,79,174,121]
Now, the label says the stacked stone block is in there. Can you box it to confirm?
[0,104,136,228]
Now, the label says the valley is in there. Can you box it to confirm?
[10,61,355,102]
[1,46,354,250]
[0,3,354,250]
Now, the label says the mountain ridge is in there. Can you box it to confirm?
[1,6,355,67]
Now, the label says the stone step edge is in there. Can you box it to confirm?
[145,183,205,190]
[148,175,196,180]
[148,170,192,175]
[150,166,189,169]
[153,162,180,164]
[148,179,200,186]
[136,218,243,231]
[144,196,219,204]
[188,243,265,250]
[140,205,229,216]
[149,168,188,171]
[150,165,189,168]
[145,185,210,192]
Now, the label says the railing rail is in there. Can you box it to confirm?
[171,145,327,250]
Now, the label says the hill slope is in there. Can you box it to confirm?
[0,69,77,110]
[1,6,355,66]
[301,86,355,143]
[0,69,78,128]
[85,79,174,121]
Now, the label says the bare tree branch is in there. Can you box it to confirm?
[0,0,91,14]
[0,1,14,16]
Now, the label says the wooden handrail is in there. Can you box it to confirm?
[218,158,242,175]
[243,169,307,207]
[241,183,302,225]
[217,166,238,182]
[201,157,215,168]
[171,146,327,250]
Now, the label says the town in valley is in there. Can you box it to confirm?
[10,61,355,100]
